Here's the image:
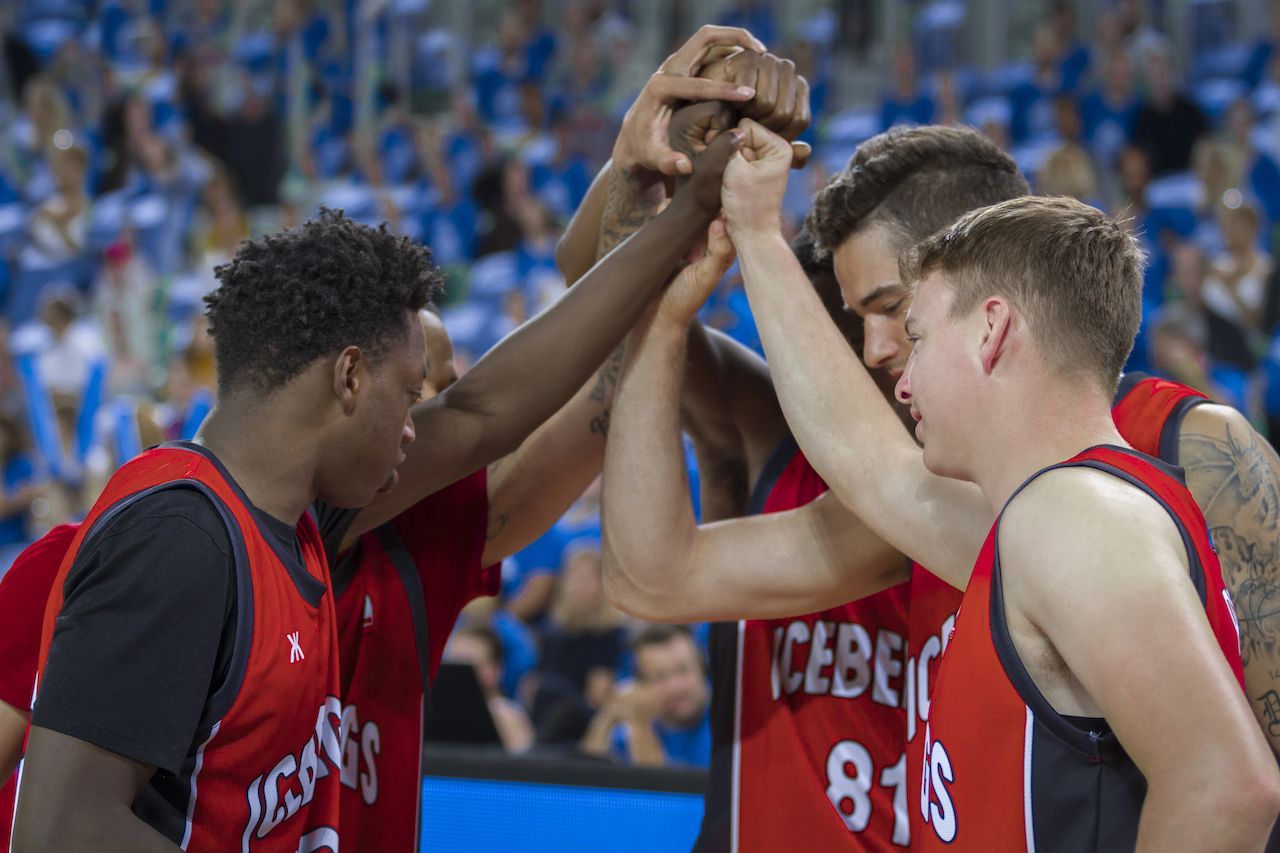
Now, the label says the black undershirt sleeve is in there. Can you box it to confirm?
[30,489,235,776]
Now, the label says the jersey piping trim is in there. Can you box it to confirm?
[730,619,745,853]
[181,720,222,849]
[988,455,1210,754]
[373,524,432,696]
[1022,706,1036,853]
[746,435,799,515]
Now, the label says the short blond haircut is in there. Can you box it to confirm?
[902,196,1144,391]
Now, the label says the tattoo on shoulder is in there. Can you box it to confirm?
[1181,421,1280,669]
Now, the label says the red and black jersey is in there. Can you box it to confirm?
[695,437,910,852]
[27,444,343,852]
[0,524,77,850]
[915,446,1243,852]
[903,376,1219,846]
[332,468,497,852]
[1111,372,1209,461]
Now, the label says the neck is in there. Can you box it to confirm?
[967,379,1124,514]
[195,389,323,523]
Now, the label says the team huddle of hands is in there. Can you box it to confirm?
[609,26,817,326]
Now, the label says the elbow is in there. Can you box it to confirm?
[1192,760,1280,839]
[601,548,683,622]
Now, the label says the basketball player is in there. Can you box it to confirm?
[717,122,1278,847]
[604,119,1280,848]
[13,110,745,849]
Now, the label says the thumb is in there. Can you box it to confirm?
[692,125,745,180]
[789,141,812,169]
[705,217,734,266]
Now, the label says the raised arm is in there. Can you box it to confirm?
[1179,403,1280,758]
[1001,471,1280,851]
[721,119,989,586]
[601,221,906,623]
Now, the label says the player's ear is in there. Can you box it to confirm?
[333,346,363,413]
[978,297,1012,375]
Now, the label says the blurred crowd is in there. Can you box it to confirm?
[0,0,1276,768]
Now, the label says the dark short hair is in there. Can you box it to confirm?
[902,196,1144,391]
[204,208,441,393]
[808,125,1029,258]
[631,623,695,656]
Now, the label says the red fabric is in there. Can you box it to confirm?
[30,447,342,852]
[735,452,910,851]
[903,562,962,853]
[0,525,78,850]
[915,446,1243,851]
[1111,375,1207,459]
[333,468,496,852]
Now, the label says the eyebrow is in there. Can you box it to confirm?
[858,282,906,309]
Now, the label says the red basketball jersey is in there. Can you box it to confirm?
[0,524,78,850]
[696,438,910,852]
[903,377,1218,846]
[332,469,496,852]
[1111,372,1209,461]
[28,444,343,852]
[915,446,1244,852]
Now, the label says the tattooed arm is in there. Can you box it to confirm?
[1179,403,1280,758]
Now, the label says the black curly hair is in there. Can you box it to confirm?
[204,208,442,393]
[807,126,1028,259]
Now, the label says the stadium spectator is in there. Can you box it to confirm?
[527,545,626,745]
[28,146,88,264]
[1132,46,1211,176]
[880,46,934,131]
[582,624,712,768]
[444,625,535,753]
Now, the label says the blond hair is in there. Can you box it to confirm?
[903,196,1144,391]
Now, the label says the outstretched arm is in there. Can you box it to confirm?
[1179,403,1280,758]
[721,119,989,587]
[601,222,906,623]
[344,129,746,540]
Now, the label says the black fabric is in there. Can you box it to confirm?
[1132,95,1210,175]
[691,620,740,853]
[374,524,433,698]
[693,436,797,853]
[1158,396,1208,466]
[31,488,236,776]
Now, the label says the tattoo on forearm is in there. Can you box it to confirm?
[591,409,611,437]
[598,167,662,258]
[589,346,626,405]
[486,508,509,541]
[1182,423,1280,671]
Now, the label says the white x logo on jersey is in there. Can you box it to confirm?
[287,631,305,664]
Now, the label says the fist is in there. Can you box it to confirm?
[721,118,793,238]
[700,50,812,147]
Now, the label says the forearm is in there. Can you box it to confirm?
[581,711,620,757]
[736,230,983,583]
[602,319,699,615]
[556,163,611,284]
[482,346,623,564]
[440,193,709,466]
[0,700,26,780]
[623,722,667,767]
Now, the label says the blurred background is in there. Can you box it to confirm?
[0,0,1274,848]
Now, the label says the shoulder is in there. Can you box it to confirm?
[999,465,1186,576]
[1179,402,1259,446]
